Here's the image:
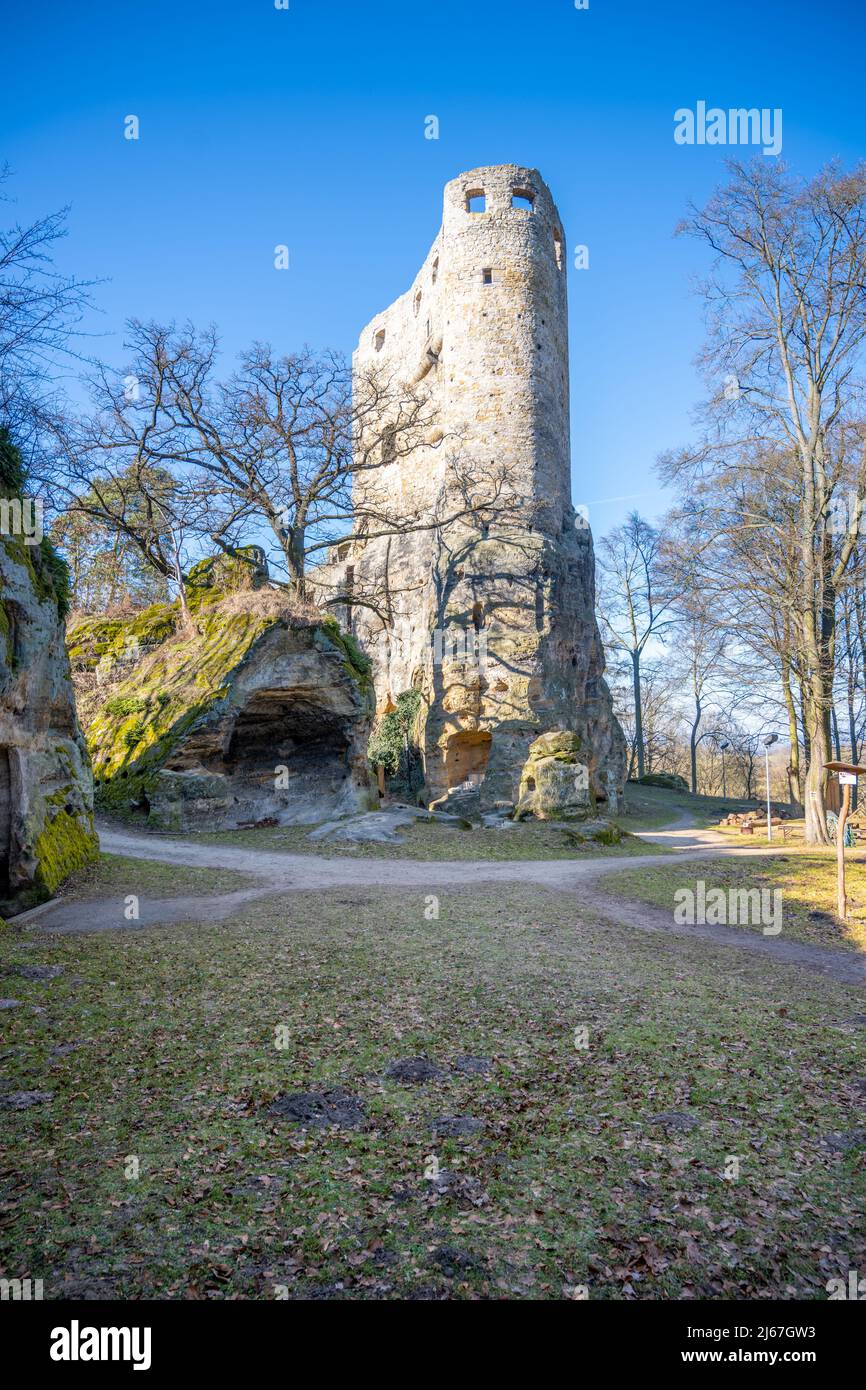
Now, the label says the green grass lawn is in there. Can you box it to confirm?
[2,882,864,1299]
[606,854,866,951]
[186,818,664,861]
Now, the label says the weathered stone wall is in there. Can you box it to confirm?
[319,164,626,814]
[0,530,96,915]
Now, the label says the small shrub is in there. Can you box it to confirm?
[105,696,148,718]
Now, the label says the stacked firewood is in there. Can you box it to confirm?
[720,809,785,830]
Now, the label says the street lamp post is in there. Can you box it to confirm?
[763,733,779,842]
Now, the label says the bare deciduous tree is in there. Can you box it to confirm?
[596,511,675,779]
[667,159,866,842]
[0,166,98,466]
[54,321,519,609]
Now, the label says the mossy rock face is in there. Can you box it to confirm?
[77,559,375,831]
[525,731,584,764]
[67,605,180,677]
[185,549,268,613]
[85,606,276,783]
[638,772,689,791]
[33,808,99,897]
[317,617,374,696]
[567,818,624,846]
[1,453,96,914]
[66,617,127,670]
[515,730,594,821]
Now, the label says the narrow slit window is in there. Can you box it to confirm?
[374,328,386,351]
[481,267,493,285]
[466,190,486,213]
[431,256,439,284]
[413,290,422,316]
[553,227,564,271]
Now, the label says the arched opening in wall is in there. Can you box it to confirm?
[445,730,491,791]
[525,776,536,792]
[466,190,486,214]
[535,583,545,632]
[511,189,535,211]
[220,689,351,803]
[553,226,564,270]
[374,328,386,352]
[431,256,439,284]
[472,601,484,632]
[413,290,422,316]
[382,425,397,463]
[0,747,12,896]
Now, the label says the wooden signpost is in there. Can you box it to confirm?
[825,761,866,920]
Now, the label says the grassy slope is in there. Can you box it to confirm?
[2,884,864,1300]
[613,783,770,832]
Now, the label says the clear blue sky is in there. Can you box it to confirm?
[2,0,864,535]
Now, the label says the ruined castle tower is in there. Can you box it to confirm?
[322,164,625,815]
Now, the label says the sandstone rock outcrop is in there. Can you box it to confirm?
[318,165,626,817]
[515,731,592,820]
[69,554,376,831]
[1,431,97,914]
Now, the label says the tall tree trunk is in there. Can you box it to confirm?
[803,683,831,845]
[848,683,859,811]
[632,648,645,779]
[781,660,801,807]
[799,678,811,772]
[689,694,701,794]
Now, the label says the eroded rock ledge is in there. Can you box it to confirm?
[69,555,376,832]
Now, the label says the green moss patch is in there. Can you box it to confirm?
[34,809,99,897]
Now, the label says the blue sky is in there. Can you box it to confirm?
[2,0,864,535]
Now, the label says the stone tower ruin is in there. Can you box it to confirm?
[321,164,625,816]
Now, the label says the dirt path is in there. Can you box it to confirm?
[19,818,865,986]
